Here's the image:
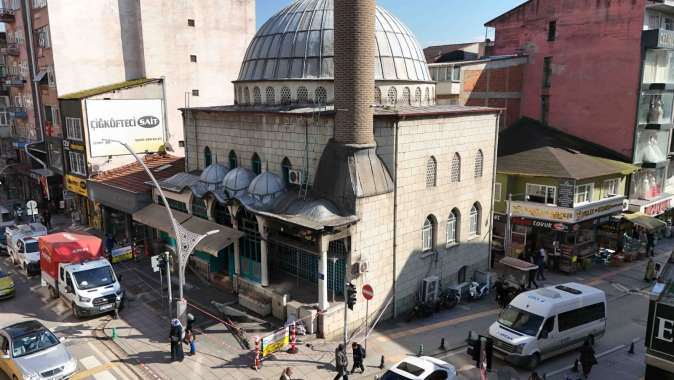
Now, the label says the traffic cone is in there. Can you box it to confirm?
[417,344,424,357]
[439,337,446,350]
[628,341,635,354]
[379,355,385,369]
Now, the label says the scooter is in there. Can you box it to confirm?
[468,281,489,300]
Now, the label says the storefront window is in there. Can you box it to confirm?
[638,92,674,125]
[666,161,674,194]
[643,50,674,84]
[634,129,669,164]
[526,183,556,205]
[631,167,665,200]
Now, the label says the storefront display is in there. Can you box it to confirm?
[631,168,666,201]
[634,129,669,164]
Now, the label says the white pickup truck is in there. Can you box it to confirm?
[6,223,47,275]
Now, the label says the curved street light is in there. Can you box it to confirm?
[102,139,218,322]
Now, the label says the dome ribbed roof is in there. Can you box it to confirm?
[249,172,286,205]
[238,0,430,82]
[223,167,256,197]
[199,163,228,185]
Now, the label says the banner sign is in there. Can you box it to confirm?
[65,174,88,197]
[647,302,674,361]
[85,99,165,157]
[261,326,289,357]
[510,196,625,224]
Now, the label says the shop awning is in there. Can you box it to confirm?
[623,213,668,232]
[132,204,190,234]
[182,217,243,256]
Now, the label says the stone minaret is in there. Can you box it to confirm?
[314,0,393,213]
[333,0,376,146]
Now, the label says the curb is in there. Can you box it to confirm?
[97,317,164,380]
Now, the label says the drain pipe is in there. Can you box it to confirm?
[392,118,400,318]
[23,0,47,170]
[487,111,501,269]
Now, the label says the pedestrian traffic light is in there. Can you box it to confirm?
[346,282,357,310]
[466,337,480,367]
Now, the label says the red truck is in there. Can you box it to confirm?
[39,232,124,318]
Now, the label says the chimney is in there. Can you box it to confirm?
[313,0,393,213]
[334,0,376,146]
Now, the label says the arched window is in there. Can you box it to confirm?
[474,149,484,178]
[450,153,461,183]
[266,86,275,105]
[253,87,261,105]
[425,88,430,104]
[387,87,398,105]
[426,156,437,188]
[204,146,212,167]
[458,266,467,283]
[422,215,435,252]
[469,203,481,236]
[280,86,291,105]
[446,208,460,246]
[374,87,382,104]
[251,153,262,175]
[244,87,250,105]
[315,86,327,105]
[281,157,292,184]
[415,87,422,105]
[402,87,411,105]
[214,202,232,227]
[297,87,308,103]
[229,150,237,169]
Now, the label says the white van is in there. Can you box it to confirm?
[489,282,607,369]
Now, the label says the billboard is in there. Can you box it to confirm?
[86,99,165,157]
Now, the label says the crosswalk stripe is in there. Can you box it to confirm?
[80,355,102,370]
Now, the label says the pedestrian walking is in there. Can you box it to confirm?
[536,247,546,281]
[527,266,538,289]
[42,207,51,230]
[655,262,663,282]
[185,313,196,335]
[279,367,293,380]
[528,371,542,380]
[334,343,349,380]
[646,232,655,257]
[350,342,365,374]
[494,279,505,308]
[579,339,597,378]
[184,329,196,356]
[645,258,656,282]
[169,318,184,362]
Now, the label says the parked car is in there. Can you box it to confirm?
[0,270,14,299]
[0,320,77,380]
[377,356,457,380]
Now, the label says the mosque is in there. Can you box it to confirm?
[142,0,499,337]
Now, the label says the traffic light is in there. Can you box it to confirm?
[346,282,357,310]
[466,337,480,367]
[485,337,493,371]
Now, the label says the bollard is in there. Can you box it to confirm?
[628,341,635,354]
[572,359,579,372]
[417,344,424,357]
[287,323,298,354]
[111,327,117,340]
[252,336,261,370]
[379,355,385,369]
[439,337,446,351]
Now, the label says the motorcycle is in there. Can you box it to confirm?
[468,281,489,300]
[406,300,435,322]
[435,288,460,311]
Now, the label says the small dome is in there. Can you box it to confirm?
[223,167,256,197]
[248,172,285,205]
[200,163,229,187]
[238,0,430,82]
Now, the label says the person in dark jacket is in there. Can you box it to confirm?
[646,232,655,257]
[527,267,538,289]
[169,318,184,362]
[579,339,597,378]
[350,342,365,374]
[334,344,349,380]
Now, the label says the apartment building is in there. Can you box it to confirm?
[0,0,255,207]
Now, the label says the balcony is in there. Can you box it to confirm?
[9,107,27,119]
[0,9,15,23]
[1,75,26,87]
[2,43,20,56]
[643,28,674,50]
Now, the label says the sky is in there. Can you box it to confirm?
[255,0,527,47]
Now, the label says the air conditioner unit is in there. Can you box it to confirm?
[421,276,439,303]
[288,169,303,185]
[351,260,369,277]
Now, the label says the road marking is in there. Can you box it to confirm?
[587,265,639,286]
[376,308,499,342]
[80,355,101,369]
[71,362,116,380]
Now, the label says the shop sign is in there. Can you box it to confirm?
[511,196,625,223]
[67,142,85,152]
[642,197,673,217]
[261,326,289,357]
[512,217,569,232]
[65,174,87,197]
[574,197,625,222]
[647,302,674,361]
[558,179,576,208]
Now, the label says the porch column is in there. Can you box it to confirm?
[257,216,269,287]
[233,239,241,276]
[318,236,329,310]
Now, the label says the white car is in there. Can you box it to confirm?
[378,356,457,380]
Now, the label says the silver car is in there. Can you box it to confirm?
[0,320,77,380]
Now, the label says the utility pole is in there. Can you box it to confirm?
[165,251,172,318]
[506,193,512,256]
[343,280,348,347]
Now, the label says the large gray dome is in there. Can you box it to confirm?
[238,0,431,82]
[223,167,256,197]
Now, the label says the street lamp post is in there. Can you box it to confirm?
[102,139,218,323]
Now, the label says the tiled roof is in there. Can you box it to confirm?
[423,42,479,63]
[59,78,161,100]
[90,154,184,194]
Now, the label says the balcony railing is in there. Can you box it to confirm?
[0,9,15,23]
[9,106,27,119]
[643,28,674,50]
[3,43,20,56]
[1,75,26,87]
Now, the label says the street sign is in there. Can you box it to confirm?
[150,255,160,272]
[26,200,38,216]
[362,284,373,301]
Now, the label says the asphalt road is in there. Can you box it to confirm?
[0,255,138,380]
